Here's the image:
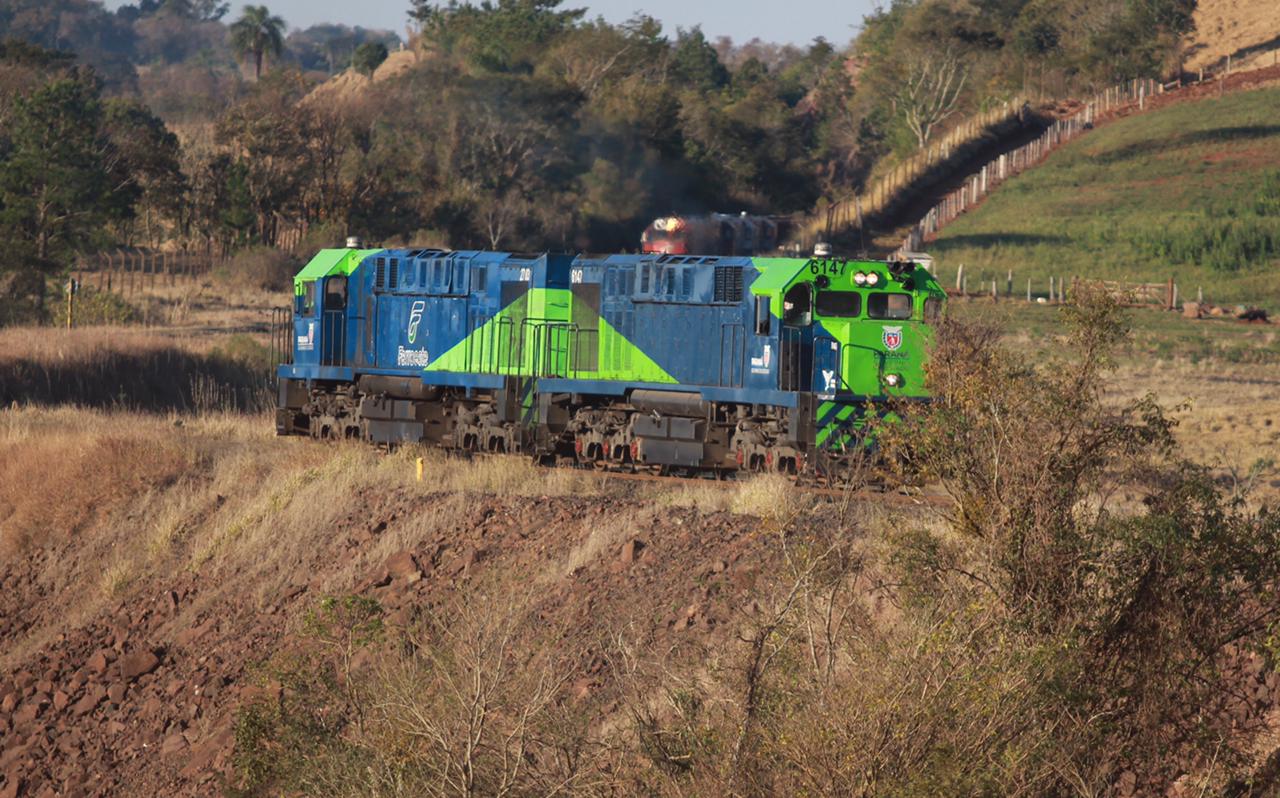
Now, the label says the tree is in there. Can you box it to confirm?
[670,27,730,92]
[229,4,285,80]
[102,98,185,245]
[0,75,125,309]
[893,46,969,147]
[351,41,388,76]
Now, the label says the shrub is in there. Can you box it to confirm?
[50,284,141,326]
[219,247,301,292]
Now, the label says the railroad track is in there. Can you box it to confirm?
[391,446,955,510]
[589,466,954,508]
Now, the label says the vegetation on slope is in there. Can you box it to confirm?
[215,298,1278,796]
[0,0,1205,324]
[930,86,1280,305]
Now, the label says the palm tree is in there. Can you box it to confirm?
[229,5,285,80]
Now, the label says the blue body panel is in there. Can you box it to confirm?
[287,248,838,403]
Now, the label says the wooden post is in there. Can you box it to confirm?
[1049,275,1054,303]
[1166,277,1174,310]
[956,263,964,292]
[1006,269,1013,297]
[1026,278,1031,302]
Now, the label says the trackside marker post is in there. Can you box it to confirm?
[416,457,424,482]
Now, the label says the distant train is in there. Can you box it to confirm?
[274,243,945,479]
[641,213,792,256]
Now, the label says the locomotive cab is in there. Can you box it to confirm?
[292,275,354,368]
[752,256,944,402]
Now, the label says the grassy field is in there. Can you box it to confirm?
[953,299,1280,500]
[929,86,1280,307]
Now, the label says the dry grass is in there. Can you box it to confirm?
[0,326,273,412]
[404,449,608,498]
[649,473,811,523]
[1184,0,1280,71]
[1106,361,1280,501]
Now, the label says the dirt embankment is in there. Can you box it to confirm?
[0,408,852,796]
[1184,0,1280,72]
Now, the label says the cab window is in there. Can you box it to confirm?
[783,283,812,326]
[323,276,347,310]
[868,292,912,320]
[924,297,942,323]
[297,281,317,315]
[816,290,861,318]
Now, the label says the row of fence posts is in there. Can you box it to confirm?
[797,97,1032,246]
[898,78,1164,254]
[72,249,227,298]
[792,44,1280,254]
[898,48,1280,253]
[952,266,1180,309]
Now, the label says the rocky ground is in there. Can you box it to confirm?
[0,413,889,796]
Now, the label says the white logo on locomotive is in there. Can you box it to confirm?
[750,343,773,375]
[882,326,903,351]
[407,300,426,343]
[821,369,837,392]
[397,346,430,367]
[296,321,315,351]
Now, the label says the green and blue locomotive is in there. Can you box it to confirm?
[275,246,944,475]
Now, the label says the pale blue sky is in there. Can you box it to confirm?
[107,0,882,46]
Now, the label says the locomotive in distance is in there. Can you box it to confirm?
[641,213,792,256]
[274,243,944,478]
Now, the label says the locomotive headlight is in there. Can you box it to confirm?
[884,373,902,387]
[865,272,880,286]
[853,272,867,286]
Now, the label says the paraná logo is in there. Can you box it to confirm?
[882,326,903,351]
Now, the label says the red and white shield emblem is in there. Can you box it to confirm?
[882,326,903,351]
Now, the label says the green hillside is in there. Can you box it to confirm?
[929,87,1280,307]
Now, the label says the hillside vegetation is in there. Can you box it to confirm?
[930,85,1280,306]
[0,0,1202,324]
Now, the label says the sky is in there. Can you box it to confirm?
[108,0,883,47]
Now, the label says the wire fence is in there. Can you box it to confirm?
[792,97,1034,250]
[791,41,1280,256]
[71,249,229,297]
[896,50,1280,256]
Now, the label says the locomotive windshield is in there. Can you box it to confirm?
[783,284,812,326]
[867,292,912,320]
[815,291,861,318]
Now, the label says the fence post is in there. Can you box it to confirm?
[1006,270,1012,297]
[1026,278,1031,302]
[1049,275,1054,303]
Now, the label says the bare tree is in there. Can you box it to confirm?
[893,47,969,148]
